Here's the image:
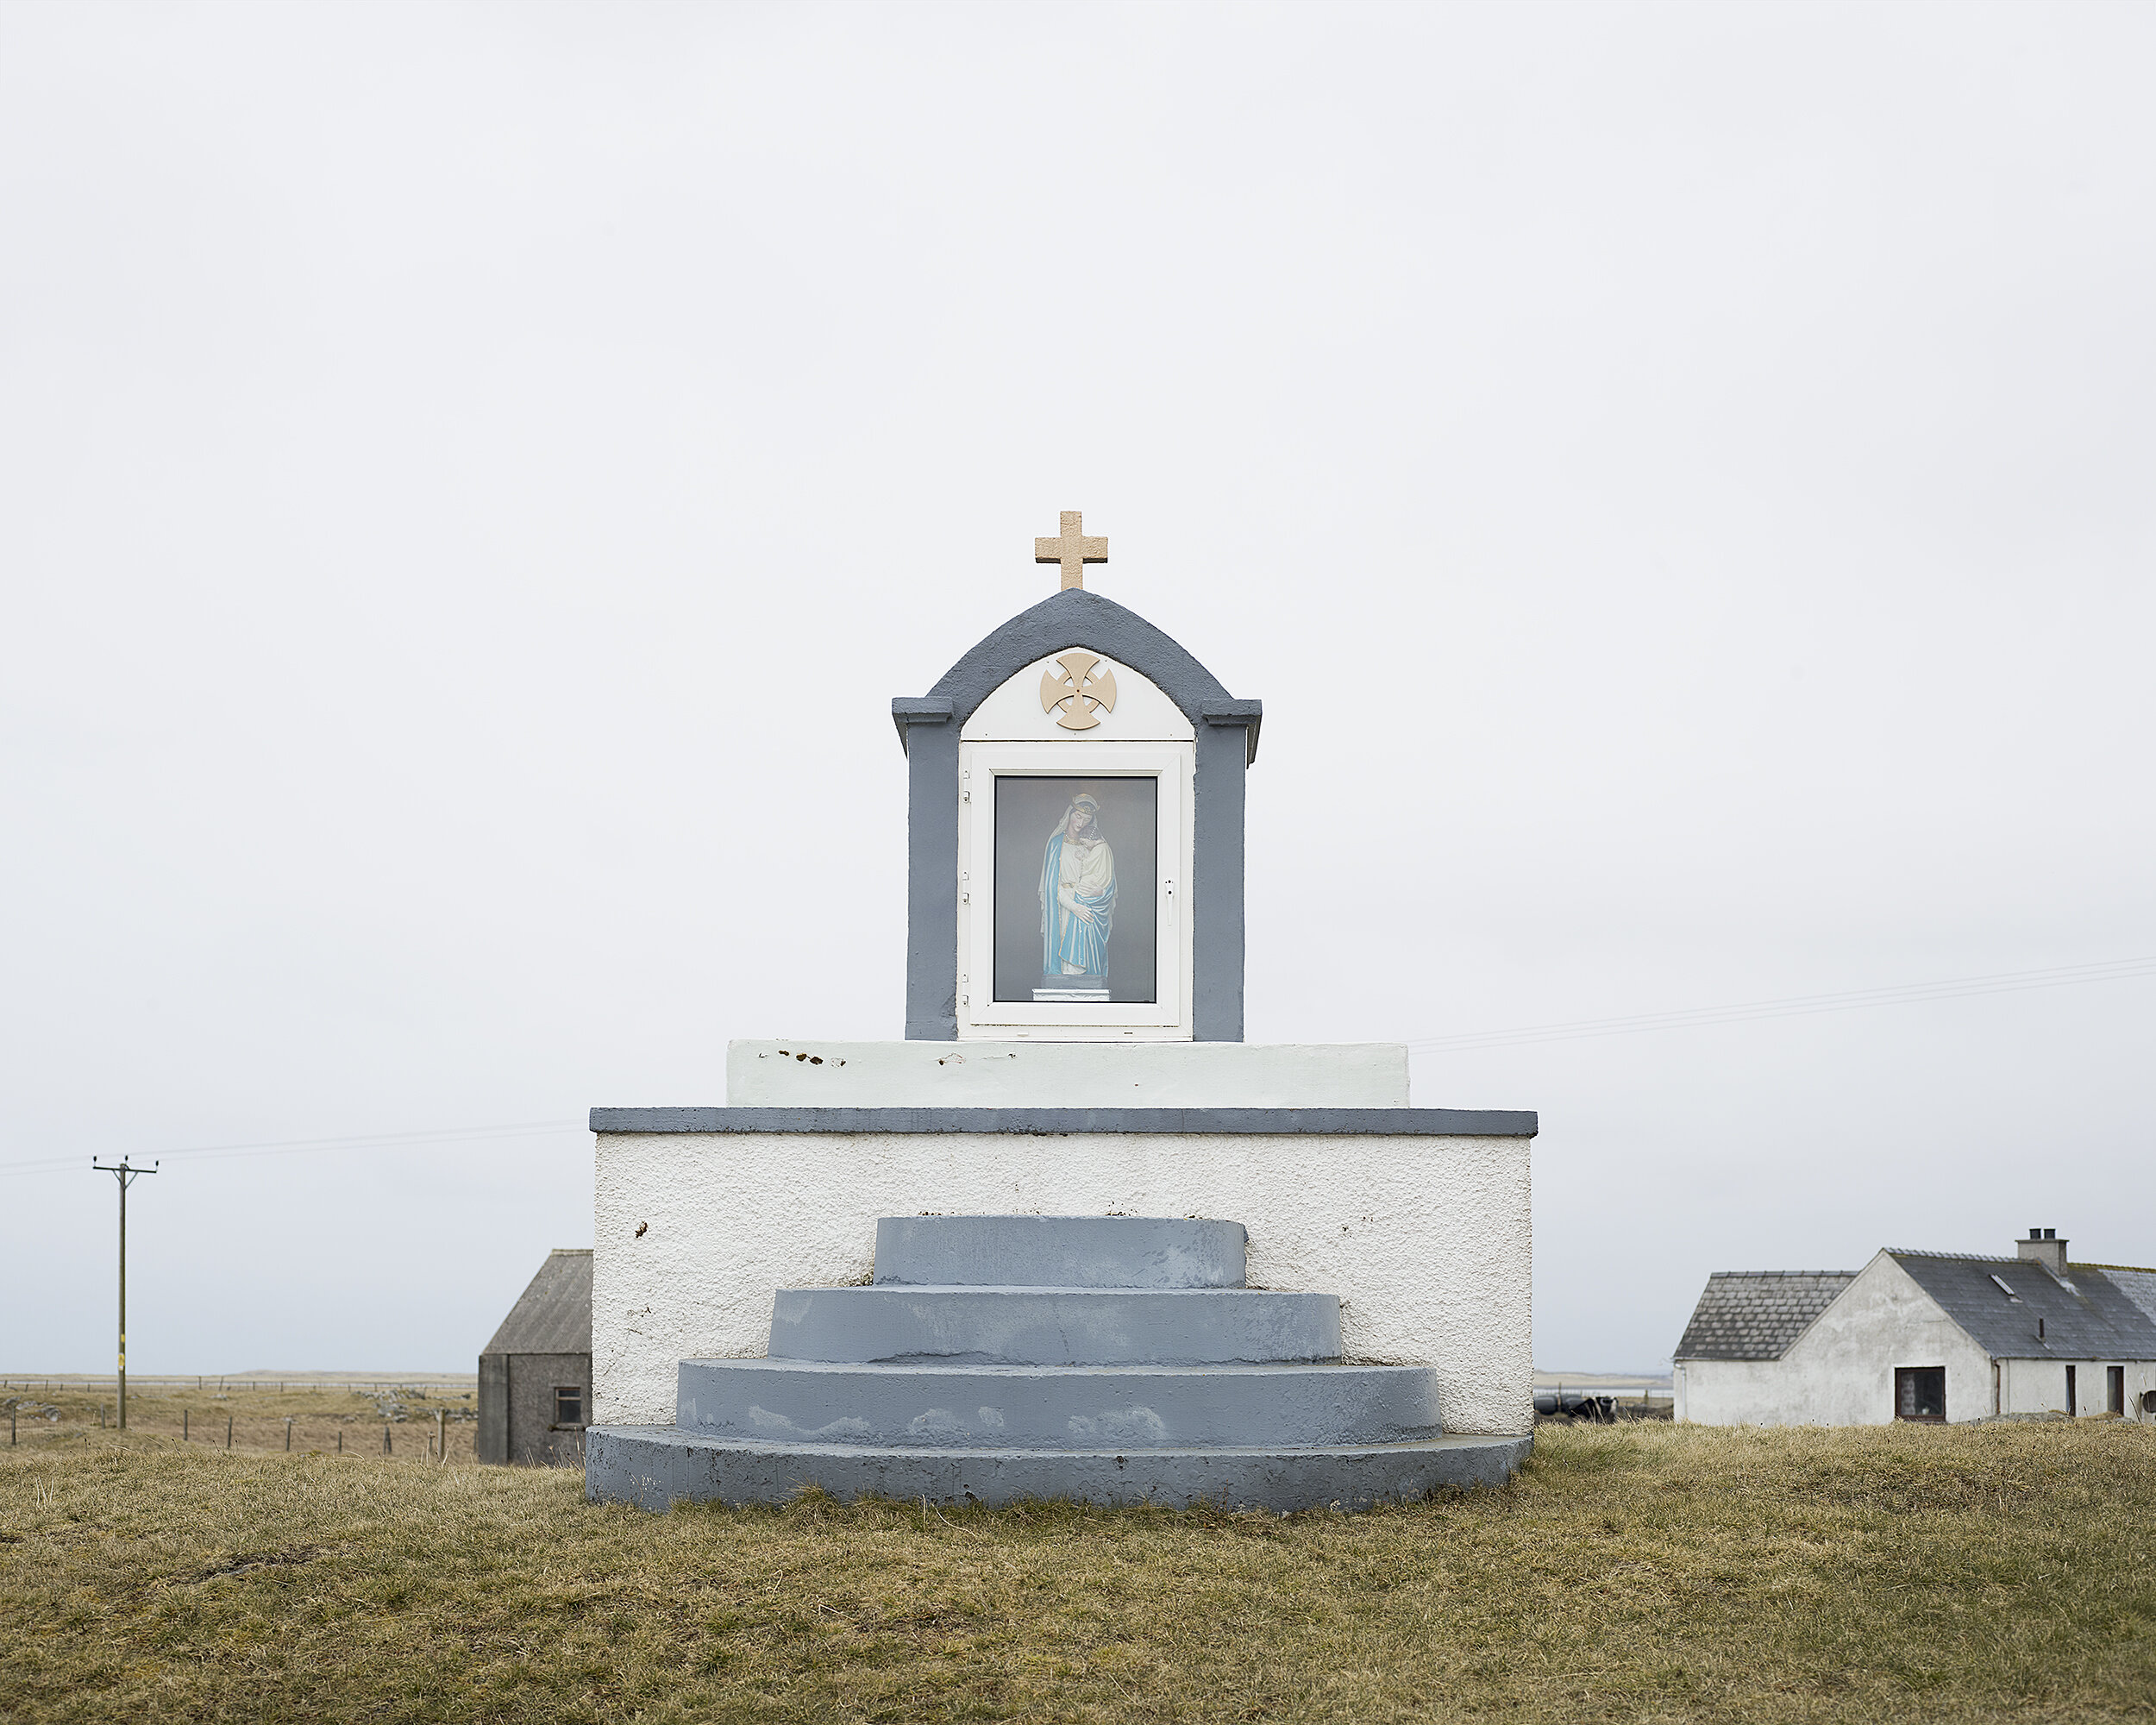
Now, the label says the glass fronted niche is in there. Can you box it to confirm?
[992,775,1158,1004]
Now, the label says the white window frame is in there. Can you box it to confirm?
[955,739,1194,1040]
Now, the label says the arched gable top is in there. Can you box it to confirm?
[934,589,1229,721]
[894,587,1261,761]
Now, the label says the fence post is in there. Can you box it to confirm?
[437,1408,447,1465]
[337,1428,342,1454]
[383,1423,391,1456]
[285,1418,293,1452]
[226,1415,232,1450]
[184,1408,189,1441]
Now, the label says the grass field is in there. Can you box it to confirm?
[3,1414,2153,1723]
[4,1383,478,1465]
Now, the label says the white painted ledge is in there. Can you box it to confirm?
[728,1039,1411,1108]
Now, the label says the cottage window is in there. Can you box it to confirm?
[2065,1364,2077,1414]
[554,1386,585,1427]
[1894,1366,1945,1422]
[2108,1367,2124,1416]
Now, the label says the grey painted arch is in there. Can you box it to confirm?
[893,588,1262,1043]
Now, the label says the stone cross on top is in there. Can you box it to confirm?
[1035,510,1108,592]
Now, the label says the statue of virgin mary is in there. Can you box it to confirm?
[1038,792,1117,978]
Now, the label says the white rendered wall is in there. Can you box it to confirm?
[727,1040,1412,1107]
[2000,1356,2156,1418]
[593,1129,1532,1436]
[1683,1342,2156,1425]
[2107,1362,2156,1418]
[1677,1254,1996,1426]
[2002,1357,2065,1415]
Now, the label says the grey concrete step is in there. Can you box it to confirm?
[587,1424,1532,1511]
[874,1215,1245,1289]
[675,1358,1440,1449]
[769,1285,1339,1365]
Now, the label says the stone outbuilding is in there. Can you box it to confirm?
[1674,1230,2156,1426]
[477,1248,592,1465]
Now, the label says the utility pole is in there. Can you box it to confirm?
[91,1157,157,1431]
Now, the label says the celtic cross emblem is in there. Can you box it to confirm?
[1039,652,1118,731]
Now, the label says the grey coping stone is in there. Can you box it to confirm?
[589,1106,1539,1136]
[587,1425,1532,1512]
[874,1215,1248,1289]
[677,1359,1443,1450]
[767,1287,1339,1367]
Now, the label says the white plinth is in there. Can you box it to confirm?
[592,1040,1533,1442]
[594,1146,1531,1437]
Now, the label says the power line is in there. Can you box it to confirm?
[0,1120,584,1179]
[6,954,2152,1173]
[1407,955,2156,1055]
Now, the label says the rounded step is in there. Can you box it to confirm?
[588,1424,1531,1512]
[676,1358,1440,1450]
[770,1285,1338,1365]
[874,1215,1245,1289]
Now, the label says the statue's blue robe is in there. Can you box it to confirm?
[1039,832,1117,977]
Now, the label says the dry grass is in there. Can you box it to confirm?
[3,1421,2153,1722]
[4,1383,477,1464]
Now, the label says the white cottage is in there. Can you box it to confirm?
[1673,1230,2156,1426]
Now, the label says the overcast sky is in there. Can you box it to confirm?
[5,3,2152,1377]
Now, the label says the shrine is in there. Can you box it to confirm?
[584,512,1537,1509]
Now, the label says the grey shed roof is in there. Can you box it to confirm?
[1888,1251,2156,1362]
[483,1249,592,1355]
[1675,1271,1857,1361]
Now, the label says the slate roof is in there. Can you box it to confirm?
[2096,1265,2156,1331]
[483,1248,592,1355]
[1889,1251,2156,1362]
[1674,1271,1857,1361]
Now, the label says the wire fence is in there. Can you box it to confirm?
[2,1377,475,1395]
[4,1378,483,1462]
